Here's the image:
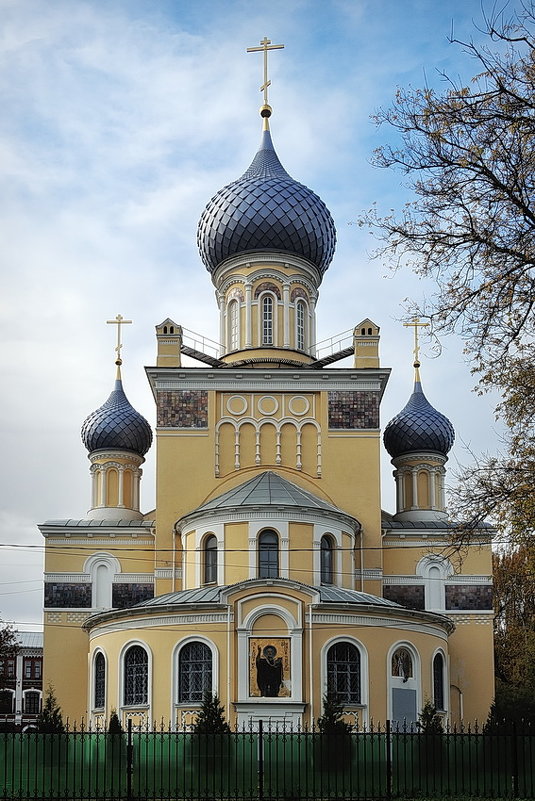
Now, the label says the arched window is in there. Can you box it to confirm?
[258,530,279,578]
[433,653,445,711]
[24,691,41,715]
[124,645,148,706]
[392,647,413,681]
[178,642,212,703]
[94,652,106,709]
[262,295,274,345]
[228,299,239,351]
[204,535,218,584]
[327,642,361,704]
[320,535,334,584]
[296,300,307,350]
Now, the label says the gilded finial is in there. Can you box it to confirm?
[247,36,284,127]
[403,317,429,380]
[106,314,132,377]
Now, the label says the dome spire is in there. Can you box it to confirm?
[246,36,285,129]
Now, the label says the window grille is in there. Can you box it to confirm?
[327,642,361,704]
[262,296,274,345]
[24,691,40,715]
[204,535,218,584]
[433,652,445,710]
[124,645,148,706]
[94,652,106,708]
[296,300,306,350]
[178,642,212,703]
[320,535,334,584]
[258,530,279,578]
[228,300,239,351]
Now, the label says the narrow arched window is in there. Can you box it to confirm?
[124,645,148,706]
[228,299,239,351]
[204,535,217,584]
[433,653,445,711]
[392,647,413,681]
[296,300,306,350]
[262,295,274,345]
[94,652,106,708]
[24,691,41,715]
[327,642,361,704]
[179,642,212,703]
[258,530,279,578]
[320,535,334,584]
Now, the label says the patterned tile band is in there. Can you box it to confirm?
[158,391,209,428]
[328,391,379,429]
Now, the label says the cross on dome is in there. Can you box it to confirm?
[247,36,285,115]
[106,313,132,371]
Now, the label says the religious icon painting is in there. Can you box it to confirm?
[249,637,291,697]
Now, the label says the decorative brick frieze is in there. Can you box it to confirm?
[445,585,493,611]
[44,583,92,608]
[157,390,208,428]
[383,585,425,611]
[328,391,379,429]
[112,583,154,609]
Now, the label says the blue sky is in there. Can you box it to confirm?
[0,0,510,628]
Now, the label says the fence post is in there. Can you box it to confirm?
[511,721,518,798]
[386,719,393,799]
[127,718,133,801]
[258,719,264,801]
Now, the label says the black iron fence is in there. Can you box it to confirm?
[0,720,533,799]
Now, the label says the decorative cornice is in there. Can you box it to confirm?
[86,612,230,637]
[177,507,359,536]
[311,612,450,638]
[154,568,182,579]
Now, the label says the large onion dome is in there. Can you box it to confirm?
[197,125,336,275]
[81,371,152,457]
[384,375,455,459]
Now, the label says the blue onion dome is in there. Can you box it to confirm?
[81,369,152,457]
[197,125,336,275]
[384,372,455,459]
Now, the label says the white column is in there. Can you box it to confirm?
[100,470,108,507]
[118,466,125,507]
[411,468,418,509]
[219,294,226,353]
[310,299,317,356]
[283,284,290,347]
[429,469,436,509]
[245,284,252,347]
[132,469,140,511]
[91,469,98,509]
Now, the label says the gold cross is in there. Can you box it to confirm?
[247,37,285,106]
[403,317,429,366]
[106,314,132,364]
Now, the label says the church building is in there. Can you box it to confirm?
[40,42,495,730]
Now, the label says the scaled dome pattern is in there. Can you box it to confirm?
[197,128,336,274]
[81,378,152,457]
[383,380,455,459]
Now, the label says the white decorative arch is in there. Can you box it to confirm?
[84,553,121,609]
[431,647,448,714]
[172,635,219,725]
[236,601,302,704]
[387,641,421,727]
[90,647,108,712]
[416,555,454,611]
[119,640,153,723]
[321,635,369,724]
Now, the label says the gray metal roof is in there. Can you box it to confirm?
[40,519,154,527]
[17,632,43,649]
[132,581,401,610]
[197,128,336,275]
[192,471,345,516]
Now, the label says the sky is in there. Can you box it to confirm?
[0,0,511,630]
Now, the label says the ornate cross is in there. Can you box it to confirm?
[106,314,132,364]
[403,317,429,365]
[247,37,285,106]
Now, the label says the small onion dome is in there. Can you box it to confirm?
[81,376,152,457]
[384,377,455,459]
[197,127,336,275]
